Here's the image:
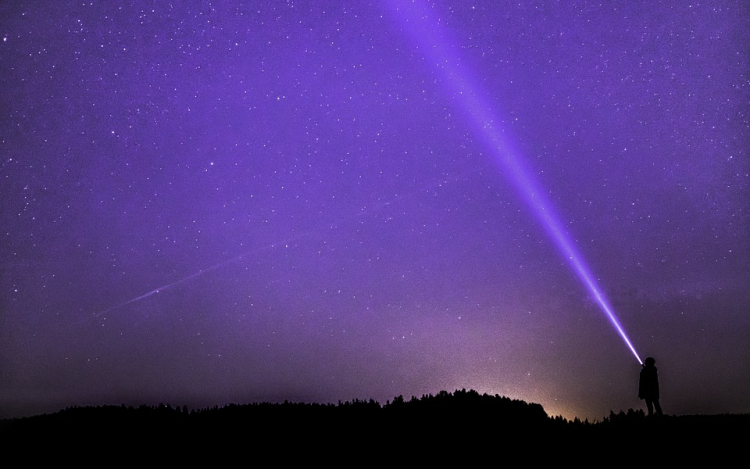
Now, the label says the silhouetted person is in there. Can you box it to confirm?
[639,357,663,416]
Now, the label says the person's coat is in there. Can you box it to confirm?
[639,365,659,400]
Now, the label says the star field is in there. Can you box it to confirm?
[1,1,748,420]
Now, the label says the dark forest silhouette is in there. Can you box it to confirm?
[2,389,747,461]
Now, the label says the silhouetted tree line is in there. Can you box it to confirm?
[2,389,747,461]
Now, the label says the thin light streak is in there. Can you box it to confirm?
[96,255,246,316]
[96,171,475,317]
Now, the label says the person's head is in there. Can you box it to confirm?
[645,357,656,366]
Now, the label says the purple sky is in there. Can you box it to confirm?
[2,0,748,421]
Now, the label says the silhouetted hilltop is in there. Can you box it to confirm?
[2,389,544,437]
[2,389,747,462]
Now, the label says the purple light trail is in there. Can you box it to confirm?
[389,0,643,364]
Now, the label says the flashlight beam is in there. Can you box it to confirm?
[388,0,642,364]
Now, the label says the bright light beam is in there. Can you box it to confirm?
[388,0,642,364]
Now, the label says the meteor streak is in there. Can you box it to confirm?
[388,0,642,364]
[97,254,248,316]
[97,171,475,318]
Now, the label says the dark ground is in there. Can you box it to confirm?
[2,389,746,463]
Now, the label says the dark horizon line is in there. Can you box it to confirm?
[3,388,748,423]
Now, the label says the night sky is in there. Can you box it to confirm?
[2,0,748,421]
